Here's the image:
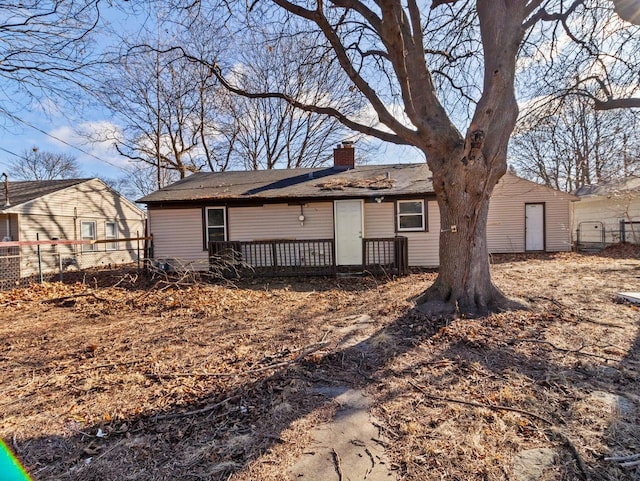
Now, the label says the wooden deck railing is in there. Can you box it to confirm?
[363,236,409,276]
[209,239,336,276]
[209,236,408,277]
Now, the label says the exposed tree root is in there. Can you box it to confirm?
[547,428,590,481]
[414,281,528,318]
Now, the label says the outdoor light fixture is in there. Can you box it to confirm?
[299,205,305,225]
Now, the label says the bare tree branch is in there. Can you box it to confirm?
[594,97,640,110]
[269,1,421,144]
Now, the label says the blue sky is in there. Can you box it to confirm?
[0,4,155,181]
[0,107,132,180]
[0,106,426,182]
[0,3,431,183]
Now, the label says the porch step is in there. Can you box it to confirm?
[336,265,365,277]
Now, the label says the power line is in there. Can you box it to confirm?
[0,145,22,159]
[0,146,22,168]
[5,112,128,173]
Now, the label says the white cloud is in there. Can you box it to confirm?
[350,101,416,134]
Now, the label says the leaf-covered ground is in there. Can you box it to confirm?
[1,247,639,480]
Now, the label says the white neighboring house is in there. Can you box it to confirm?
[0,178,146,279]
[573,176,640,247]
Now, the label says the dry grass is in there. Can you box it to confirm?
[1,247,639,480]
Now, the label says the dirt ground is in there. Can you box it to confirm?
[1,247,639,481]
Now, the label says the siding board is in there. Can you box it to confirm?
[364,202,394,238]
[144,173,574,270]
[228,202,334,241]
[7,179,146,277]
[488,173,574,253]
[148,208,207,269]
[364,200,439,267]
[404,201,440,267]
[573,196,640,244]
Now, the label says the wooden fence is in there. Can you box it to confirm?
[363,236,409,276]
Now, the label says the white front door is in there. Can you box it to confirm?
[525,203,545,251]
[334,200,363,265]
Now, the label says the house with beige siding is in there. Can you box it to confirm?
[0,178,146,279]
[138,144,575,274]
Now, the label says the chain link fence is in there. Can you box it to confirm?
[0,237,151,290]
[575,220,640,252]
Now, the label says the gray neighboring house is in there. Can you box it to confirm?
[0,178,146,278]
[574,176,640,246]
[138,144,576,272]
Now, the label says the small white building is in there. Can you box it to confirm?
[138,145,576,273]
[573,176,640,246]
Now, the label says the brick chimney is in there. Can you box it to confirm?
[333,141,355,170]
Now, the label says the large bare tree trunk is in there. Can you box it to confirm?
[417,155,519,317]
[412,1,528,318]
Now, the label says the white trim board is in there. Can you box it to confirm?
[617,292,640,304]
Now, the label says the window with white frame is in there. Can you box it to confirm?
[105,221,118,251]
[206,207,226,243]
[81,221,96,252]
[397,200,426,231]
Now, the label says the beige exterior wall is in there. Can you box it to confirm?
[487,173,574,253]
[405,201,440,267]
[0,214,20,283]
[227,203,334,268]
[145,173,573,271]
[148,200,443,270]
[6,179,145,278]
[147,207,208,270]
[0,214,18,241]
[363,202,394,238]
[573,194,640,244]
[363,200,440,267]
[228,202,334,241]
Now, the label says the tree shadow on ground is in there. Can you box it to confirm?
[373,310,640,480]
[8,307,440,480]
[488,252,570,265]
[9,302,640,481]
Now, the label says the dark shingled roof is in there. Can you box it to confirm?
[0,178,92,211]
[138,164,433,204]
[574,176,640,197]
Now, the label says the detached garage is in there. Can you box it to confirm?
[488,173,578,253]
